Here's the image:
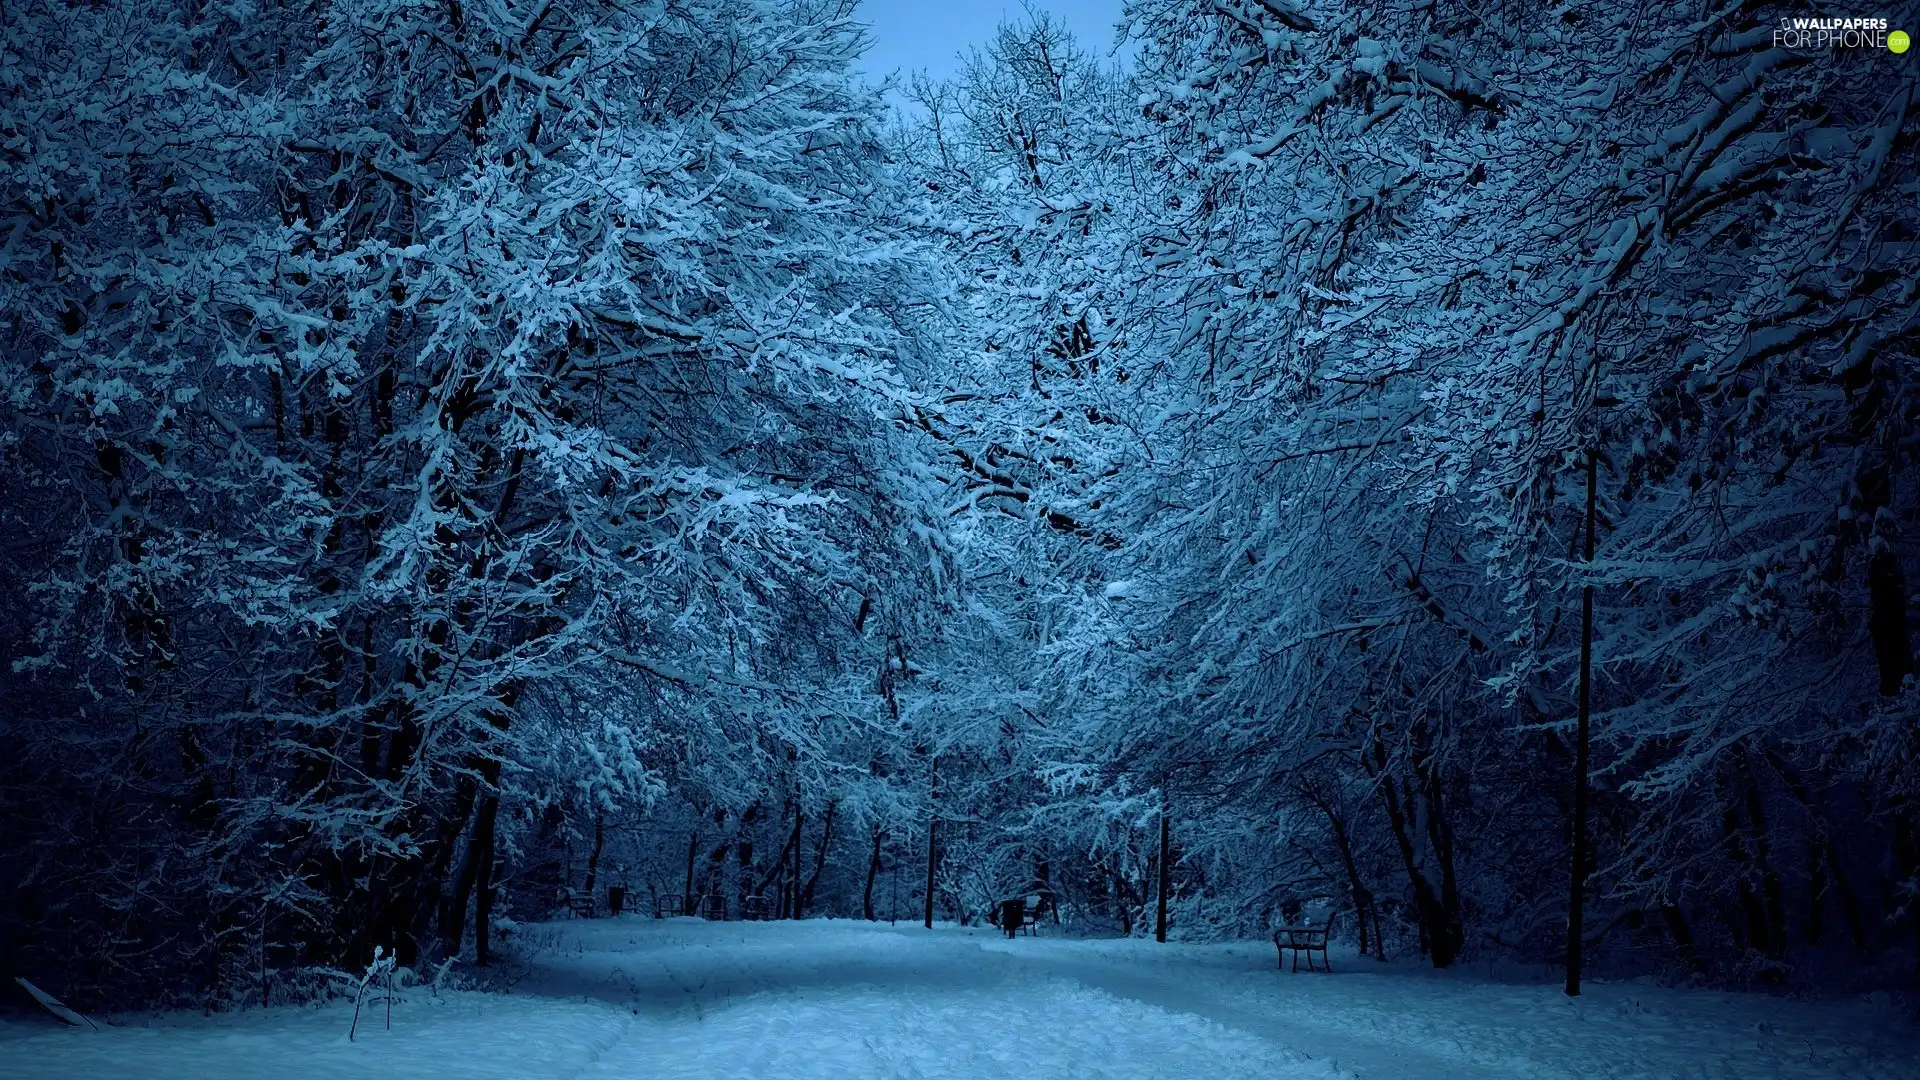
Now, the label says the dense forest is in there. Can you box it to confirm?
[2,0,1916,1011]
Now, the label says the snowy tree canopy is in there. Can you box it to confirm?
[2,0,1916,1008]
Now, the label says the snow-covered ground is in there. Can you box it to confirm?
[5,919,1917,1079]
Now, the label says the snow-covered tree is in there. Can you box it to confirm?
[1,0,948,1002]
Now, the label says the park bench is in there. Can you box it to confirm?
[565,889,596,918]
[741,894,772,921]
[1273,913,1334,972]
[699,892,728,921]
[654,894,687,918]
[998,894,1048,937]
[1018,895,1047,935]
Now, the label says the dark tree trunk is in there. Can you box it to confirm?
[737,828,755,915]
[460,791,499,957]
[1740,751,1788,960]
[429,775,480,950]
[1762,749,1864,950]
[451,694,515,944]
[1826,833,1867,951]
[1141,848,1155,930]
[1035,852,1058,924]
[1421,765,1464,964]
[923,816,938,929]
[441,828,482,957]
[754,817,799,902]
[1567,447,1597,996]
[683,828,699,915]
[1659,902,1704,974]
[706,838,732,909]
[1155,789,1171,943]
[1894,817,1920,982]
[440,707,510,959]
[1377,764,1462,968]
[925,756,938,930]
[788,805,805,919]
[1715,765,1780,964]
[1112,863,1135,936]
[357,620,383,781]
[1868,550,1913,695]
[863,828,885,920]
[583,811,605,897]
[801,801,836,914]
[1310,788,1383,960]
[467,794,501,964]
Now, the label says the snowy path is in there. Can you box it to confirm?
[5,919,1918,1080]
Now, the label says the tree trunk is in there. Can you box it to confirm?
[1420,764,1464,963]
[1894,817,1920,982]
[1762,748,1864,950]
[1868,550,1913,695]
[1330,804,1382,959]
[1735,737,1789,957]
[1300,777,1383,960]
[706,838,732,909]
[431,777,481,951]
[583,811,605,897]
[923,817,938,929]
[683,828,699,915]
[1659,902,1704,974]
[473,853,499,967]
[863,828,885,920]
[788,805,805,919]
[468,794,501,964]
[736,827,755,915]
[1741,752,1788,960]
[1377,763,1462,968]
[754,814,800,901]
[439,699,511,957]
[1155,789,1171,943]
[1714,765,1778,961]
[1142,847,1155,930]
[925,755,938,929]
[801,801,836,914]
[1567,447,1598,997]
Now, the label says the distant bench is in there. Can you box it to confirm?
[998,894,1048,938]
[1273,914,1333,972]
